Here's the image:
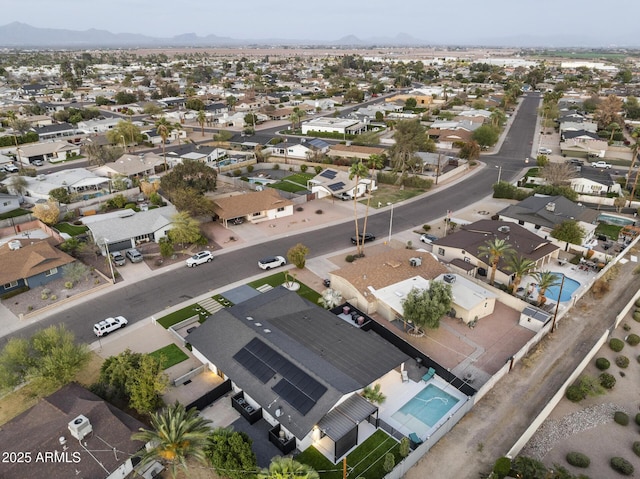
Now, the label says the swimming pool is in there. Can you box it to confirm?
[391,384,460,437]
[598,214,635,227]
[540,273,580,302]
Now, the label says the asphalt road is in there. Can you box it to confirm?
[4,93,542,345]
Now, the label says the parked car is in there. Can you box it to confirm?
[125,248,143,263]
[186,250,214,267]
[229,217,245,225]
[419,233,438,244]
[3,164,18,173]
[258,255,287,270]
[592,161,611,169]
[538,147,552,155]
[31,160,44,167]
[565,158,584,166]
[93,316,128,337]
[110,251,126,266]
[351,233,376,245]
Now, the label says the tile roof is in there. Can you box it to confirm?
[0,239,75,284]
[331,249,449,302]
[212,188,293,219]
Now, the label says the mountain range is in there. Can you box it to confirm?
[0,22,635,49]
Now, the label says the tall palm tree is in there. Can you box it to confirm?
[477,238,514,286]
[532,270,560,306]
[258,457,319,479]
[132,402,212,479]
[173,122,183,145]
[624,127,640,190]
[360,154,384,249]
[196,109,207,137]
[505,255,537,294]
[349,160,369,256]
[155,117,172,172]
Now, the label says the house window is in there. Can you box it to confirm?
[45,268,58,277]
[438,248,445,256]
[2,201,9,207]
[252,212,261,217]
[3,281,18,289]
[277,207,285,212]
[518,220,525,225]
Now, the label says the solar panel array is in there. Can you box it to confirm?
[328,182,345,191]
[319,169,337,179]
[233,338,327,415]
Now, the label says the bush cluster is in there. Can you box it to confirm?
[633,441,640,457]
[610,457,634,475]
[616,356,630,368]
[635,414,640,426]
[566,451,590,468]
[609,338,625,352]
[599,372,616,389]
[493,181,532,200]
[633,310,640,322]
[595,357,610,370]
[626,334,640,346]
[346,255,355,263]
[565,385,585,402]
[614,411,630,425]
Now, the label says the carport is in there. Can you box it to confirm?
[316,394,379,462]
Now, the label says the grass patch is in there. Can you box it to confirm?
[367,184,428,208]
[213,294,234,307]
[247,272,322,304]
[149,343,189,369]
[54,222,89,236]
[0,208,31,220]
[157,304,209,328]
[296,429,401,479]
[268,173,314,193]
[595,223,623,240]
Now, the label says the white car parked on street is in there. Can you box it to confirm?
[186,250,214,267]
[93,316,128,337]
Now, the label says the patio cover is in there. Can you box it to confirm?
[71,177,110,188]
[317,394,378,442]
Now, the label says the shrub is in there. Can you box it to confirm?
[493,457,512,478]
[614,411,630,425]
[273,163,280,170]
[50,294,57,301]
[315,209,323,214]
[634,310,640,322]
[247,165,254,173]
[600,372,616,389]
[635,414,640,426]
[345,255,355,263]
[616,356,630,368]
[610,457,634,475]
[296,206,304,212]
[300,164,308,172]
[626,334,640,346]
[565,385,585,402]
[422,224,431,232]
[64,281,74,289]
[232,169,242,177]
[41,293,49,300]
[633,441,640,457]
[566,451,590,468]
[609,338,625,352]
[595,357,610,370]
[635,298,640,308]
[382,453,395,473]
[314,165,323,174]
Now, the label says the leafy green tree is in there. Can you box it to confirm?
[404,97,417,109]
[62,262,90,285]
[168,212,202,246]
[344,87,365,103]
[143,103,164,116]
[533,270,560,306]
[106,120,141,148]
[505,255,536,294]
[0,325,89,392]
[185,97,205,111]
[472,124,500,147]
[533,184,578,201]
[401,282,453,334]
[551,220,585,245]
[206,428,258,479]
[159,237,174,258]
[459,140,481,161]
[161,160,217,195]
[132,402,212,479]
[287,243,309,269]
[389,120,434,181]
[171,187,215,216]
[114,91,137,104]
[258,457,319,479]
[478,238,514,286]
[49,187,71,204]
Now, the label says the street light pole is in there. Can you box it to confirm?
[387,202,394,244]
[551,274,565,332]
[104,239,116,284]
[496,165,502,183]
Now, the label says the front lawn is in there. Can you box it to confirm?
[149,343,189,369]
[0,208,31,220]
[156,303,211,328]
[55,222,89,236]
[247,272,322,304]
[296,429,401,479]
[268,173,314,193]
[367,184,429,207]
[595,223,623,240]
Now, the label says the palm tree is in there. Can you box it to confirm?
[532,270,560,306]
[360,154,384,250]
[289,111,300,132]
[624,127,640,190]
[477,238,514,286]
[155,117,172,172]
[349,160,369,256]
[258,457,319,479]
[132,402,212,479]
[196,109,207,137]
[173,122,183,145]
[505,255,537,294]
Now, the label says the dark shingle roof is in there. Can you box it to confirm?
[498,195,599,229]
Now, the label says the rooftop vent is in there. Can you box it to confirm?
[8,240,21,250]
[545,202,556,212]
[68,415,92,441]
[409,257,422,267]
[443,274,456,284]
[497,226,510,233]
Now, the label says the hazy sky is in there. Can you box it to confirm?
[4,0,639,45]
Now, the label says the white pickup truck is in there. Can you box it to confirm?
[592,161,612,169]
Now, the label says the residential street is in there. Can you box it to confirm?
[405,252,640,478]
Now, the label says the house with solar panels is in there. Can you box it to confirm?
[307,168,376,201]
[186,286,410,462]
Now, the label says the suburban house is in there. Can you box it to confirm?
[16,140,81,165]
[212,189,294,227]
[268,141,313,161]
[570,169,622,197]
[77,117,121,134]
[329,249,449,316]
[2,168,110,201]
[498,195,599,244]
[431,220,560,287]
[87,205,178,254]
[0,193,20,214]
[32,122,80,141]
[95,152,167,179]
[560,138,607,159]
[327,144,386,161]
[186,287,410,462]
[0,238,76,296]
[166,144,227,165]
[301,117,366,136]
[307,168,376,200]
[0,382,162,479]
